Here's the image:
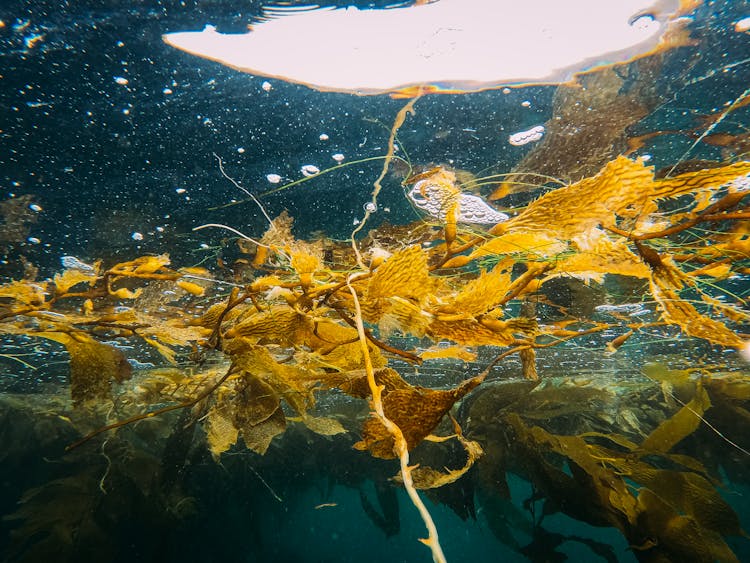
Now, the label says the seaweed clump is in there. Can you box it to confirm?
[1,151,749,562]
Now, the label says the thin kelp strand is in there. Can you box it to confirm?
[261,155,410,197]
[464,180,554,192]
[351,97,418,269]
[692,279,747,308]
[0,353,37,370]
[462,171,565,188]
[639,368,750,457]
[681,57,750,89]
[192,223,269,249]
[214,152,275,228]
[669,85,750,177]
[181,273,243,288]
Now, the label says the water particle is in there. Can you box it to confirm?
[175,188,186,194]
[27,237,41,244]
[508,125,545,147]
[261,81,272,91]
[29,203,42,212]
[363,201,377,213]
[266,173,282,184]
[114,76,129,85]
[736,17,750,32]
[521,100,531,108]
[502,88,511,94]
[301,164,320,177]
[25,34,44,50]
[332,153,345,162]
[237,147,245,154]
[741,341,750,363]
[131,232,144,241]
[163,88,173,95]
[319,133,329,141]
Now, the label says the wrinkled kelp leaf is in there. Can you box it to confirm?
[206,370,288,457]
[362,245,434,327]
[228,345,314,416]
[224,305,309,344]
[501,405,745,563]
[39,332,131,405]
[231,371,287,455]
[427,316,536,348]
[0,279,47,307]
[354,372,484,459]
[206,402,239,459]
[239,406,286,455]
[433,263,511,317]
[634,488,740,563]
[53,267,98,294]
[628,467,742,537]
[5,472,112,562]
[640,381,711,453]
[406,430,484,490]
[420,344,477,362]
[300,415,347,436]
[492,156,750,240]
[649,258,746,348]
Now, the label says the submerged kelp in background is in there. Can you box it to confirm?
[1,0,750,562]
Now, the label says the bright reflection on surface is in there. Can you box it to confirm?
[163,0,689,95]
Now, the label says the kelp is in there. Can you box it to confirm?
[1,150,749,562]
[461,370,749,562]
[492,52,688,193]
[38,332,132,405]
[505,415,743,563]
[352,368,484,459]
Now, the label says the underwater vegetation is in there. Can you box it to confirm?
[1,127,749,561]
[5,0,750,559]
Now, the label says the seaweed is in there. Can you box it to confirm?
[1,142,749,561]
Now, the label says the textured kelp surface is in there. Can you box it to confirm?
[2,1,750,559]
[1,150,749,561]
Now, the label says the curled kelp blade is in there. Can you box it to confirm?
[163,0,694,96]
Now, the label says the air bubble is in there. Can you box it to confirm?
[301,164,320,177]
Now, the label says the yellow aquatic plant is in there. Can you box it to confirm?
[1,146,749,563]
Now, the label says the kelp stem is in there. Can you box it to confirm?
[346,273,446,563]
[351,97,418,269]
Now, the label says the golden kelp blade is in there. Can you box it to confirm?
[353,370,484,458]
[471,157,750,259]
[163,0,690,96]
[38,332,131,405]
[649,259,746,349]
